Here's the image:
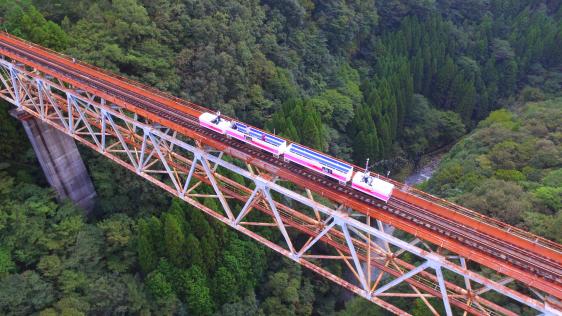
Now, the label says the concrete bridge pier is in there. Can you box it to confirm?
[10,109,97,212]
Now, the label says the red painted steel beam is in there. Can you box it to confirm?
[4,64,559,314]
[2,30,559,263]
[1,32,560,299]
[393,190,562,264]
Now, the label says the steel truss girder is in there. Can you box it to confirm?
[0,58,560,316]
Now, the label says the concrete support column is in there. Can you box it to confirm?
[10,109,96,212]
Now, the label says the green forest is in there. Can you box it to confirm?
[423,98,562,243]
[0,0,561,314]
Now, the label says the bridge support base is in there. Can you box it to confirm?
[10,109,96,212]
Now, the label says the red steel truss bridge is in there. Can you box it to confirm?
[0,32,560,316]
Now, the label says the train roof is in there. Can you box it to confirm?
[288,144,353,173]
[249,128,285,146]
[199,112,219,120]
[231,121,286,146]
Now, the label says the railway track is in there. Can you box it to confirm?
[1,39,561,291]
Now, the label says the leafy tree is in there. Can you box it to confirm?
[426,98,562,242]
[0,247,15,277]
[97,214,136,272]
[185,233,204,268]
[87,154,169,217]
[268,99,327,150]
[0,1,69,51]
[183,266,214,316]
[146,271,174,300]
[162,212,185,267]
[0,271,55,314]
[402,95,465,158]
[216,291,263,316]
[65,0,180,92]
[200,235,219,273]
[524,211,562,243]
[300,105,325,150]
[543,169,562,187]
[259,262,314,316]
[37,255,62,279]
[533,187,562,212]
[213,266,238,304]
[336,296,385,316]
[58,270,87,294]
[137,217,160,273]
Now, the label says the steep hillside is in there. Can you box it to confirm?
[423,98,562,242]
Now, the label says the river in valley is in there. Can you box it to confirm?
[404,151,447,186]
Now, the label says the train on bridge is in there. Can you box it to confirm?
[1,30,560,314]
[200,111,395,202]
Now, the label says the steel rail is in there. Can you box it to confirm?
[2,61,561,314]
[2,30,561,260]
[0,34,561,299]
[1,31,560,259]
[0,85,532,315]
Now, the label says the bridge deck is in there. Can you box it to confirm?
[1,32,560,302]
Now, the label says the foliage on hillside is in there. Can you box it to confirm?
[423,98,562,242]
[0,0,561,314]
[3,0,561,166]
[0,172,148,315]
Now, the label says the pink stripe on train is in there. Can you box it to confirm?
[227,131,278,154]
[250,140,278,154]
[284,153,348,182]
[200,122,224,133]
[351,183,391,202]
[226,130,246,141]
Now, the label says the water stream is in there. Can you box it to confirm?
[404,151,446,186]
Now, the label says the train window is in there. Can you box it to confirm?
[244,135,252,141]
[322,166,332,174]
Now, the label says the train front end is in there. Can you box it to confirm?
[351,172,394,203]
[199,112,230,134]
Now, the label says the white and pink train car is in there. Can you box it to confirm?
[226,121,287,157]
[351,172,394,203]
[198,112,394,203]
[199,112,231,134]
[199,112,287,157]
[284,143,353,184]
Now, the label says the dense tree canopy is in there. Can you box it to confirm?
[0,0,561,314]
[424,98,562,241]
[3,0,558,167]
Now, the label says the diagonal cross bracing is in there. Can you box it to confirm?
[0,44,561,316]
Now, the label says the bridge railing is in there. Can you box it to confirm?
[389,177,562,255]
[4,30,560,257]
